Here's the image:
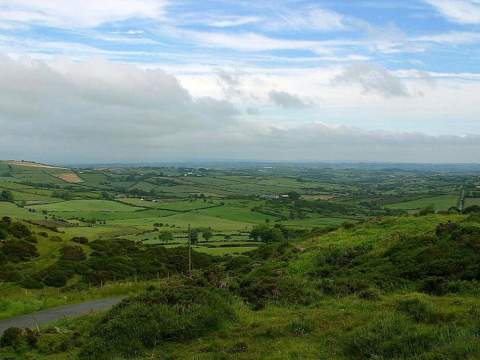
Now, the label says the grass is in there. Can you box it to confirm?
[0,202,44,220]
[0,280,167,320]
[281,216,349,228]
[61,225,140,240]
[465,197,480,207]
[287,214,462,275]
[200,204,277,224]
[385,194,459,211]
[13,291,480,360]
[194,246,257,255]
[30,200,144,212]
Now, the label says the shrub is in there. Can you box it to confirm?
[464,205,480,214]
[357,288,381,301]
[80,285,235,359]
[71,236,89,244]
[1,240,38,262]
[50,235,63,242]
[239,276,280,308]
[420,277,449,296]
[37,333,77,354]
[0,327,24,348]
[43,270,69,287]
[8,222,31,238]
[21,276,44,289]
[24,235,38,243]
[60,245,86,261]
[0,327,36,349]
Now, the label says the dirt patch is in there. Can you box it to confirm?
[57,172,83,183]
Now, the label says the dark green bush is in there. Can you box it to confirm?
[0,327,36,350]
[0,327,24,349]
[419,277,449,296]
[60,245,86,261]
[239,275,280,308]
[8,222,31,238]
[1,240,38,262]
[80,285,236,359]
[37,333,78,354]
[71,236,89,244]
[21,276,44,289]
[357,288,381,301]
[43,270,69,287]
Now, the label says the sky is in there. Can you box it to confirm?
[0,0,479,163]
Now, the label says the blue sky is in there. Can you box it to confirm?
[2,0,479,71]
[0,0,479,162]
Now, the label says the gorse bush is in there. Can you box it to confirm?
[80,285,236,359]
[310,222,480,295]
[85,239,215,284]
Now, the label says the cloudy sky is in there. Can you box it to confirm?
[0,0,479,163]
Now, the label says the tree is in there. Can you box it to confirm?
[52,190,73,200]
[287,191,301,200]
[271,227,285,242]
[159,232,173,244]
[202,229,213,242]
[60,245,86,261]
[189,229,199,245]
[250,225,270,241]
[250,225,287,243]
[101,191,113,200]
[0,190,13,202]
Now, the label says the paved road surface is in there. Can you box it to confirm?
[0,297,123,335]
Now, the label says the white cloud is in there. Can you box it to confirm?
[0,56,479,163]
[203,16,261,28]
[268,90,311,108]
[186,31,329,53]
[424,0,480,24]
[333,63,411,98]
[0,0,167,28]
[269,7,348,33]
[414,31,480,44]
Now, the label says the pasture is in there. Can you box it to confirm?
[0,160,473,256]
[465,198,480,207]
[384,194,459,211]
[30,200,144,212]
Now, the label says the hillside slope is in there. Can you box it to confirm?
[2,213,480,359]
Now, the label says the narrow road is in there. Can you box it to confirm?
[0,297,123,335]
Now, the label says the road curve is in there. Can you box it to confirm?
[0,297,123,335]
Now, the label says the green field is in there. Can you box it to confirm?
[465,197,480,207]
[30,200,144,212]
[385,194,459,211]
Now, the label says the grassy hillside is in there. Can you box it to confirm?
[3,213,480,359]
